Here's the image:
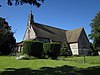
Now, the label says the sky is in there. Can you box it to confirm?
[0,0,100,42]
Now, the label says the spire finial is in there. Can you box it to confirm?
[28,9,34,22]
[27,5,34,26]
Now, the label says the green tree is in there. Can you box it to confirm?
[0,0,44,7]
[60,42,68,56]
[89,11,100,51]
[0,17,16,55]
[89,42,99,56]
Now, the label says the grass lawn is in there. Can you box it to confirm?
[0,56,100,75]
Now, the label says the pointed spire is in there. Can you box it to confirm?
[28,10,34,23]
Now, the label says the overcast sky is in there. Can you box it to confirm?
[0,0,100,42]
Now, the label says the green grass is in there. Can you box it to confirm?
[63,56,100,64]
[0,56,100,75]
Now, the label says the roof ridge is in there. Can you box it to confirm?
[34,22,67,31]
[67,27,84,32]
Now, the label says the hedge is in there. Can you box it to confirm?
[30,41,43,57]
[23,40,43,58]
[23,41,61,59]
[23,40,32,55]
[60,42,70,56]
[43,42,61,59]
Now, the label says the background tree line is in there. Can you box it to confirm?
[89,11,100,52]
[0,0,45,7]
[0,17,16,55]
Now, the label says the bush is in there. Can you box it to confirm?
[23,40,32,55]
[89,43,99,56]
[43,43,50,55]
[43,42,61,59]
[30,41,43,58]
[23,40,43,58]
[89,50,99,56]
[0,45,11,55]
[60,42,72,56]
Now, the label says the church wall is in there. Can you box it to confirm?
[23,26,36,40]
[69,43,79,55]
[23,29,29,40]
[30,26,36,39]
[78,29,90,55]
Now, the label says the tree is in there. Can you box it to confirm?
[89,11,100,51]
[0,0,44,7]
[0,17,16,55]
[89,42,99,56]
[60,42,69,56]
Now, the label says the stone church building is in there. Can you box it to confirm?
[19,10,90,55]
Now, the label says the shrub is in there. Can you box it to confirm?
[23,40,32,55]
[89,42,99,56]
[30,41,43,58]
[43,42,61,59]
[0,44,11,55]
[43,43,50,55]
[60,42,72,56]
[89,50,99,56]
[23,40,43,58]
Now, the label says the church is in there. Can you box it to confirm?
[19,10,90,55]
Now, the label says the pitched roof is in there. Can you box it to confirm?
[32,22,67,42]
[66,28,83,43]
[30,22,84,43]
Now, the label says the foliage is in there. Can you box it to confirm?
[0,17,16,55]
[43,42,61,59]
[23,40,32,55]
[23,40,43,58]
[0,0,44,7]
[43,43,50,55]
[60,42,71,56]
[88,42,99,56]
[30,40,43,58]
[89,11,100,51]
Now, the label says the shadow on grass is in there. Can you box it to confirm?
[0,65,100,75]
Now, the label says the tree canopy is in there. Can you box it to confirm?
[0,0,45,7]
[0,17,16,55]
[89,11,100,51]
